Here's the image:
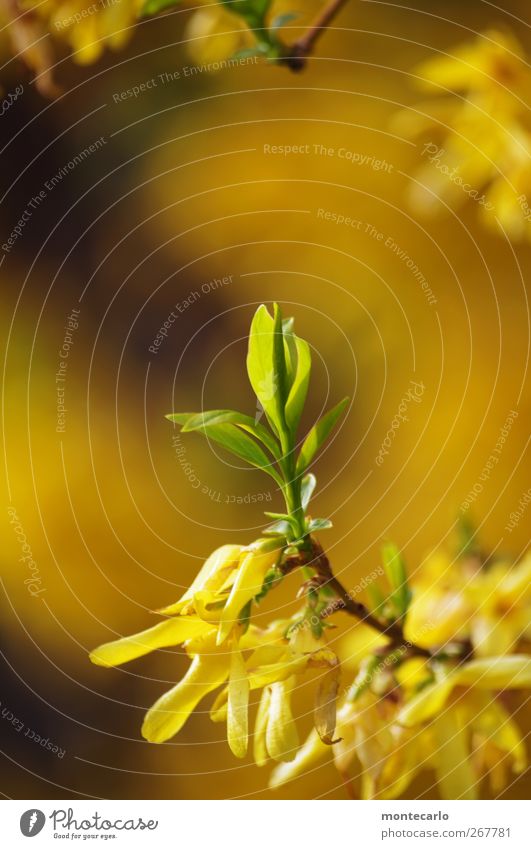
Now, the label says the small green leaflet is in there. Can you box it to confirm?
[262,519,292,536]
[307,518,333,533]
[271,12,299,31]
[221,0,272,29]
[246,304,288,438]
[264,511,300,535]
[170,409,281,459]
[381,542,412,620]
[296,396,349,474]
[284,333,311,436]
[166,414,283,488]
[366,582,386,617]
[300,473,317,511]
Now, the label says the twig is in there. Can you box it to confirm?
[280,0,350,71]
[309,543,433,659]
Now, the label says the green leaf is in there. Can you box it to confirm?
[262,520,291,536]
[254,568,281,602]
[232,45,269,60]
[300,473,316,511]
[264,511,300,535]
[271,12,299,31]
[169,409,280,459]
[284,335,311,436]
[307,518,333,533]
[366,582,386,616]
[282,318,297,386]
[221,0,272,29]
[141,0,181,17]
[381,542,412,620]
[246,304,288,439]
[167,416,283,488]
[456,514,480,559]
[296,397,349,474]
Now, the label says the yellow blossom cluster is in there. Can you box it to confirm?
[274,550,531,798]
[91,537,531,798]
[395,29,531,241]
[91,541,340,762]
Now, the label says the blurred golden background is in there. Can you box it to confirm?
[1,0,529,799]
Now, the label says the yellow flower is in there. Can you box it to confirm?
[270,651,427,798]
[184,1,248,65]
[142,627,230,743]
[398,655,531,725]
[394,29,531,241]
[217,539,281,644]
[406,550,530,655]
[158,544,243,616]
[30,0,144,65]
[465,554,531,656]
[271,654,530,799]
[404,551,470,647]
[90,540,283,743]
[466,693,526,794]
[398,655,530,799]
[90,538,343,758]
[211,621,341,762]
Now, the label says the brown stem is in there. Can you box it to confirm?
[279,0,350,71]
[309,543,433,659]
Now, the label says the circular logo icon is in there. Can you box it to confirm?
[20,810,46,837]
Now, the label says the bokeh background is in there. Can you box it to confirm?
[1,0,530,799]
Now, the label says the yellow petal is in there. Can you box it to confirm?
[184,622,266,657]
[398,673,457,726]
[192,590,227,624]
[432,709,477,800]
[469,694,527,775]
[209,687,228,723]
[269,729,330,788]
[406,590,469,646]
[395,658,430,693]
[184,6,248,66]
[413,30,524,93]
[89,616,212,667]
[142,652,229,743]
[390,99,460,139]
[457,655,531,689]
[470,615,517,658]
[217,542,280,645]
[378,745,423,800]
[248,655,309,689]
[340,624,386,670]
[266,677,300,763]
[227,643,250,758]
[159,545,242,615]
[253,687,271,767]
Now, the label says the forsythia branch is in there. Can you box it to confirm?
[280,0,351,70]
[309,542,434,659]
